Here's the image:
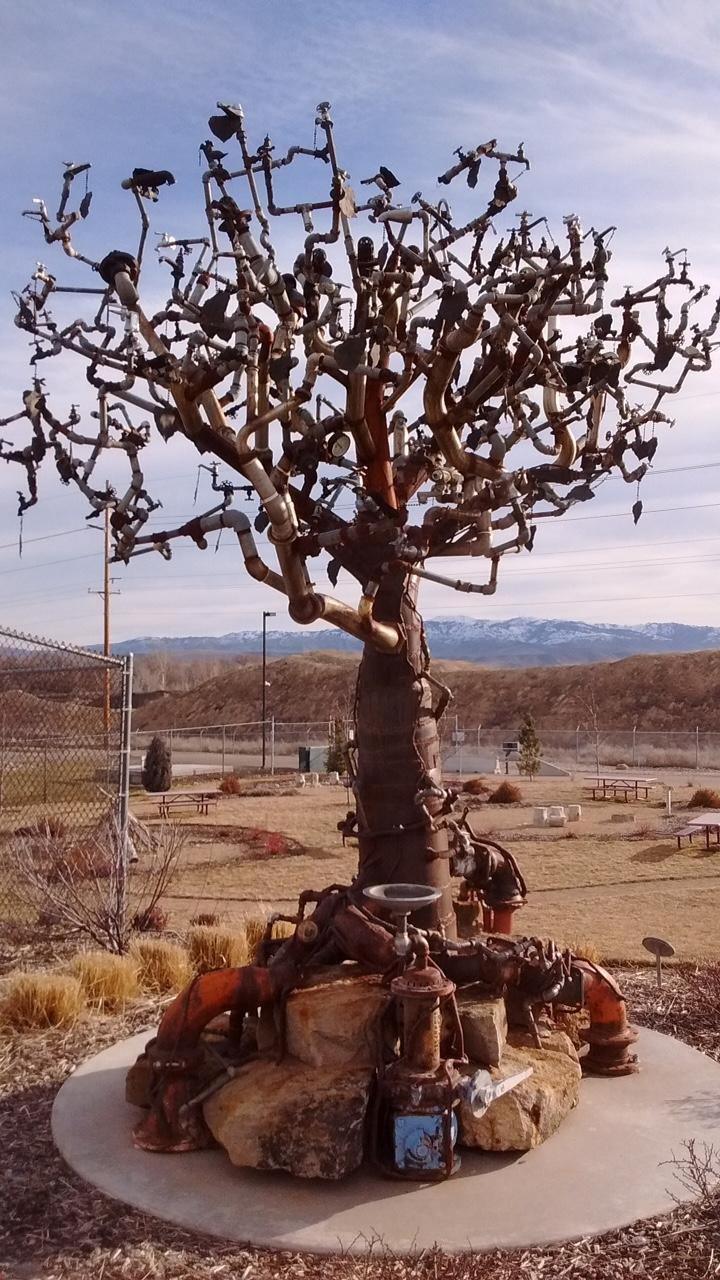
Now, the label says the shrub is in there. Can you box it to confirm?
[14,816,68,840]
[219,773,242,795]
[131,904,168,933]
[688,788,720,809]
[464,777,490,796]
[131,939,190,994]
[8,815,183,954]
[187,925,249,973]
[142,735,172,792]
[488,780,523,804]
[325,718,347,774]
[0,972,85,1030]
[517,713,542,780]
[69,950,139,1011]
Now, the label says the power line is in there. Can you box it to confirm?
[0,527,88,552]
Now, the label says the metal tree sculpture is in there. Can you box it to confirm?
[5,102,718,937]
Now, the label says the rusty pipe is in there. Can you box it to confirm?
[132,961,296,1152]
[573,959,639,1076]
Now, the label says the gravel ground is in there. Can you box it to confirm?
[2,964,720,1280]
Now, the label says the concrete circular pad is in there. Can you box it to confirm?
[53,1028,720,1255]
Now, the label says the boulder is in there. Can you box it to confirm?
[457,988,507,1067]
[204,1057,373,1179]
[507,1027,580,1063]
[285,968,392,1068]
[458,1043,581,1151]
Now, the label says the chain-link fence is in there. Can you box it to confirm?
[437,723,720,776]
[131,719,348,777]
[133,716,720,781]
[0,626,132,923]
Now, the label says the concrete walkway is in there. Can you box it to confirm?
[53,1027,720,1255]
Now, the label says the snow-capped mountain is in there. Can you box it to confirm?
[110,617,720,668]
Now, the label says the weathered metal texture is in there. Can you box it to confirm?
[355,572,456,935]
[132,960,297,1152]
[574,960,640,1077]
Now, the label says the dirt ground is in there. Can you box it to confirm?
[130,773,720,963]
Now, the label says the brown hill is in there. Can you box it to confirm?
[132,647,720,732]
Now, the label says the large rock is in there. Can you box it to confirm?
[458,1043,581,1152]
[285,968,392,1068]
[204,1057,373,1179]
[507,1027,580,1064]
[457,988,507,1067]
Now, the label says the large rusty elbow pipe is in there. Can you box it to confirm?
[132,962,296,1152]
[573,959,639,1076]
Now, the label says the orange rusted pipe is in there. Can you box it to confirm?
[574,959,639,1076]
[154,961,295,1053]
[488,902,523,935]
[132,961,297,1152]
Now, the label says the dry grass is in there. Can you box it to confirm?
[488,780,523,804]
[0,970,85,1029]
[131,779,720,963]
[69,950,139,1011]
[562,937,603,965]
[187,925,249,972]
[130,938,190,994]
[243,914,269,957]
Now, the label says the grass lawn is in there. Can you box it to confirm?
[129,773,720,963]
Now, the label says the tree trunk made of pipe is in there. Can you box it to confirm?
[353,570,456,937]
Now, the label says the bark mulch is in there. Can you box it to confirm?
[2,964,720,1280]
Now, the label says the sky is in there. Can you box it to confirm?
[1,0,720,646]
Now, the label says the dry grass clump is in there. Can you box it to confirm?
[69,951,139,1011]
[190,911,219,927]
[0,971,85,1030]
[688,787,720,809]
[219,773,243,795]
[563,937,603,965]
[244,915,269,957]
[487,780,523,805]
[464,777,490,796]
[187,925,249,972]
[130,938,190,994]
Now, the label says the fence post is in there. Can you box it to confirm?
[221,725,226,776]
[43,743,48,804]
[118,654,133,862]
[695,725,700,771]
[575,724,580,765]
[270,715,276,776]
[632,723,637,767]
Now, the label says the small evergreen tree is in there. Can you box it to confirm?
[325,718,348,774]
[142,734,172,792]
[517,714,542,780]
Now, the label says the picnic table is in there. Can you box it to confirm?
[675,810,720,850]
[584,773,658,802]
[156,789,221,818]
